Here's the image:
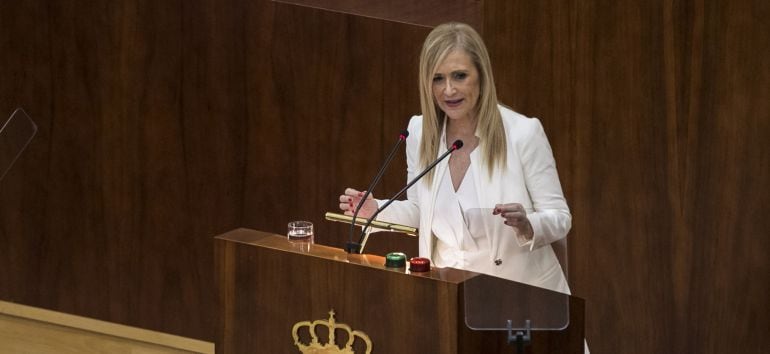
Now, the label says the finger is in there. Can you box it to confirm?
[345,188,361,196]
[340,197,356,210]
[503,215,520,223]
[503,203,524,212]
[356,190,373,199]
[503,219,522,226]
[502,211,525,218]
[494,203,523,214]
[504,219,525,228]
[344,188,375,200]
[339,195,353,203]
[505,219,523,226]
[501,211,525,220]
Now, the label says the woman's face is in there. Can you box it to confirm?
[431,49,480,122]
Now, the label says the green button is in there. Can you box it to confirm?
[385,252,407,268]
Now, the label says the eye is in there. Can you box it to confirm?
[432,75,444,83]
[453,72,468,80]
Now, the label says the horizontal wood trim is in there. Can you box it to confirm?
[0,300,214,353]
[272,0,481,28]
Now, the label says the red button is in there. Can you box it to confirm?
[409,257,430,272]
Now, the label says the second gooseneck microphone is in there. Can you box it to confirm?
[346,130,409,254]
[356,140,464,250]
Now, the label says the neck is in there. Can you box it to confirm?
[446,115,478,137]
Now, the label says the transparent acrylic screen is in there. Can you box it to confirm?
[0,108,37,181]
[462,208,569,330]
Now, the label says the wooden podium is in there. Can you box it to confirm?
[215,228,583,353]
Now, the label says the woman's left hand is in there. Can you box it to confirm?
[493,203,534,241]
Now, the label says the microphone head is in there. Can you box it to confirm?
[451,139,464,150]
[399,129,409,140]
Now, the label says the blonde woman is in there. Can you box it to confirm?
[339,22,571,294]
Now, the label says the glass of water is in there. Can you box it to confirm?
[287,221,314,241]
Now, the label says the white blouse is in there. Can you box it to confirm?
[431,151,492,274]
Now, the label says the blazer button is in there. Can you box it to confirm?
[494,259,502,266]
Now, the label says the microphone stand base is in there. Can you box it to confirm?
[345,242,362,254]
[507,319,532,354]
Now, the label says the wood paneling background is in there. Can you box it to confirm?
[1,0,767,353]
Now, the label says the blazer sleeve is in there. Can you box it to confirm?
[374,116,421,228]
[517,118,572,250]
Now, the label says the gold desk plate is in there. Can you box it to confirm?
[324,212,418,237]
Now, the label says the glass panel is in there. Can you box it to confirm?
[0,108,38,182]
[463,208,569,330]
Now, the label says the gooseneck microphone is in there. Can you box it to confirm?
[356,140,464,251]
[346,130,409,253]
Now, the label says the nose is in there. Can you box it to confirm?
[443,80,455,96]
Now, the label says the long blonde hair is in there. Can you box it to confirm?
[418,22,506,184]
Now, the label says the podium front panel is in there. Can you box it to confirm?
[215,228,583,353]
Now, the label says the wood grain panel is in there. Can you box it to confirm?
[241,3,429,257]
[216,229,583,353]
[243,2,388,244]
[1,0,768,353]
[568,0,770,353]
[486,0,769,352]
[678,1,769,352]
[0,0,247,340]
[572,2,680,352]
[217,230,471,353]
[482,0,577,281]
[1,1,433,343]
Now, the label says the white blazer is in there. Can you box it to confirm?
[377,105,571,293]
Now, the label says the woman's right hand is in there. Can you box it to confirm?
[338,188,377,218]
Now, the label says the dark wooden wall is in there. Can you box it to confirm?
[1,0,768,353]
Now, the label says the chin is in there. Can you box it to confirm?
[444,110,469,120]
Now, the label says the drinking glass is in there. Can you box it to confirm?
[287,221,314,241]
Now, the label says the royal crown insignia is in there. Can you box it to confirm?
[292,309,372,354]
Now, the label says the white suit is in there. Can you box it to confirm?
[377,105,571,293]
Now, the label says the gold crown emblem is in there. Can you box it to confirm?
[292,310,372,354]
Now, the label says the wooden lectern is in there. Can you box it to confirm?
[216,228,583,353]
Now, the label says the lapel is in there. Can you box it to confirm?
[422,122,451,258]
[471,145,504,263]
